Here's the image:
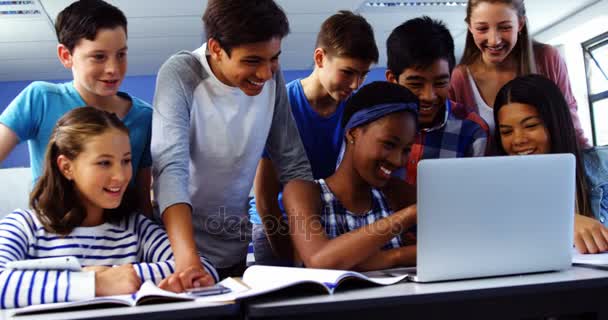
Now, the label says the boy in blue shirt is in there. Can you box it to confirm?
[0,0,152,215]
[385,17,488,184]
[250,11,379,265]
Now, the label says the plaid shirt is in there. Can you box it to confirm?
[317,179,403,250]
[405,100,488,185]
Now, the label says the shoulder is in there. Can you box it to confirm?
[158,51,206,83]
[449,65,470,98]
[286,78,302,91]
[283,179,322,209]
[3,209,42,233]
[450,65,469,85]
[451,65,467,79]
[121,212,161,233]
[285,79,305,106]
[534,42,557,57]
[125,95,153,117]
[17,81,65,99]
[284,179,320,196]
[450,100,488,132]
[534,42,565,66]
[583,146,608,188]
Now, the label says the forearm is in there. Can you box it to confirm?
[0,270,94,308]
[162,204,200,269]
[134,255,219,284]
[254,159,294,260]
[137,214,220,283]
[352,245,417,271]
[258,198,294,260]
[262,214,294,261]
[303,207,416,270]
[0,124,19,164]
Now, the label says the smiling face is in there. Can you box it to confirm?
[316,50,372,102]
[387,59,450,128]
[58,128,132,220]
[468,2,524,65]
[497,102,551,156]
[208,37,282,96]
[58,27,128,102]
[350,112,416,188]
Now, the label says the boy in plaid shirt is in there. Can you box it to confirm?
[385,17,488,184]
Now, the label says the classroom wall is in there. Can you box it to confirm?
[0,67,388,168]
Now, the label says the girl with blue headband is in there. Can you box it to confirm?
[283,81,419,271]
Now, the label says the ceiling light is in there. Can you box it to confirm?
[365,1,467,7]
[0,0,40,16]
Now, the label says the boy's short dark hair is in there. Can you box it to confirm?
[55,0,127,52]
[316,10,379,63]
[203,0,290,56]
[386,16,455,77]
[342,81,419,128]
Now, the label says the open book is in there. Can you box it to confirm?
[194,265,410,303]
[572,248,608,266]
[11,281,210,316]
[11,266,409,315]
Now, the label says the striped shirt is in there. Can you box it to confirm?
[317,179,403,249]
[0,209,219,309]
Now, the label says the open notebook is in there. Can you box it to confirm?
[193,265,408,303]
[11,266,408,314]
[243,265,405,293]
[572,249,608,266]
[11,281,212,315]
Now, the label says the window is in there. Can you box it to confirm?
[583,31,608,146]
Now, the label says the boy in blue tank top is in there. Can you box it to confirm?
[0,0,153,216]
[249,11,379,265]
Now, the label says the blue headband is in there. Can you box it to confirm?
[344,102,418,131]
[335,102,418,168]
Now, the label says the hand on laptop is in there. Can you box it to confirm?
[574,214,608,254]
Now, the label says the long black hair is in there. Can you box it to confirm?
[494,74,590,216]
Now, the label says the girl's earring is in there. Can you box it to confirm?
[349,139,354,144]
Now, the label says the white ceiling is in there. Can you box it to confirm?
[0,0,601,82]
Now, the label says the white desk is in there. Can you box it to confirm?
[1,300,238,320]
[4,266,608,320]
[245,266,608,320]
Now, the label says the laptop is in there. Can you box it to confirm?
[411,154,575,282]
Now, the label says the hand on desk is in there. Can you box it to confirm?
[158,265,215,293]
[574,214,608,254]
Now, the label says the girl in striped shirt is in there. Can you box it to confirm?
[0,107,218,309]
